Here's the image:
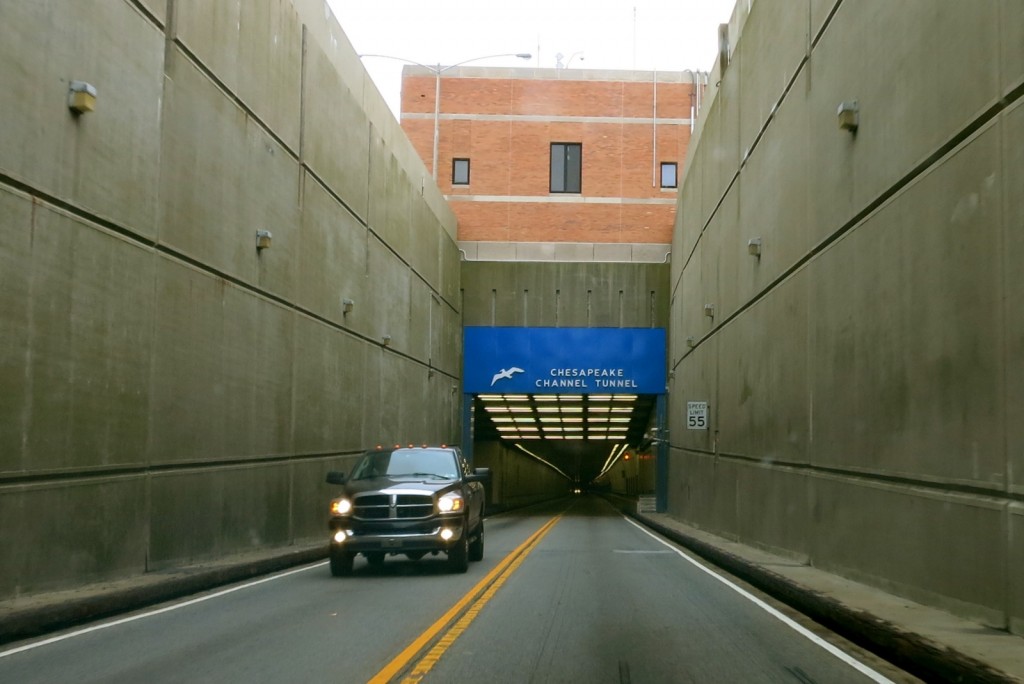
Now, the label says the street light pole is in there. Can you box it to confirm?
[360,52,531,181]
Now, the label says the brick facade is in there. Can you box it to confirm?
[400,67,703,260]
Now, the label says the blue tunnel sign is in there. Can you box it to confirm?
[463,327,666,395]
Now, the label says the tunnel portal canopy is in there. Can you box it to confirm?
[463,327,666,483]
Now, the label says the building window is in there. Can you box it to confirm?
[660,162,678,189]
[550,143,582,193]
[452,158,470,185]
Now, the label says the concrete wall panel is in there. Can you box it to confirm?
[0,478,147,596]
[460,262,670,329]
[717,275,809,463]
[368,136,413,261]
[1011,504,1024,634]
[149,465,292,567]
[1003,1,1024,94]
[130,0,166,24]
[291,315,363,455]
[149,262,293,464]
[21,208,153,473]
[807,1,1000,244]
[160,57,300,289]
[296,177,368,328]
[735,0,807,158]
[367,236,412,353]
[0,0,163,234]
[302,38,371,222]
[174,0,303,152]
[0,189,33,473]
[0,0,461,600]
[736,72,810,293]
[810,474,1006,626]
[1006,102,1024,499]
[673,0,1021,630]
[809,124,1003,486]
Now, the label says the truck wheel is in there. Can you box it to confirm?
[329,548,354,577]
[468,519,484,562]
[447,534,469,573]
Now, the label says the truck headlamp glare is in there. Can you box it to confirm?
[331,498,352,516]
[437,493,464,513]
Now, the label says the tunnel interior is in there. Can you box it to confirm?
[471,392,659,484]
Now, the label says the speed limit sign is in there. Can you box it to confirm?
[687,402,708,430]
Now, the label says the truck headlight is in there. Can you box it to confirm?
[330,498,352,516]
[437,493,464,513]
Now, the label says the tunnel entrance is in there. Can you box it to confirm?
[462,327,667,506]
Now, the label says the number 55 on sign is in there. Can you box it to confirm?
[687,402,709,430]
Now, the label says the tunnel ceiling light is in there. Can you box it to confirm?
[508,407,532,413]
[491,417,515,423]
[484,406,509,413]
[590,394,613,401]
[561,417,584,423]
[560,406,584,413]
[611,407,632,413]
[565,435,584,440]
[536,406,560,413]
[559,395,584,401]
[540,417,562,423]
[610,417,631,423]
[504,394,529,401]
[613,395,637,401]
[478,394,503,401]
[547,435,564,440]
[534,395,558,402]
[563,426,584,432]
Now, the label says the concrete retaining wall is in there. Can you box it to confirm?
[670,0,1024,633]
[0,0,460,598]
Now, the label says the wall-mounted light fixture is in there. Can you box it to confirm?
[382,334,392,346]
[748,237,762,257]
[256,230,272,250]
[341,298,354,314]
[686,336,696,348]
[837,100,859,133]
[68,81,97,114]
[703,304,715,318]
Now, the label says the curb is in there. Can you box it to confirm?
[625,507,1015,684]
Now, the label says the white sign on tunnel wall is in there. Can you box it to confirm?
[687,402,709,430]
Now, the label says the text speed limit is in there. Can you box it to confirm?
[687,402,708,430]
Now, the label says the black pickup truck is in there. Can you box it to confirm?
[325,445,488,576]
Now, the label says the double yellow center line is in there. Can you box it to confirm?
[368,515,562,684]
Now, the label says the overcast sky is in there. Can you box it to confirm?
[327,0,738,117]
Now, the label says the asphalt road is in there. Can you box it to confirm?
[0,496,916,683]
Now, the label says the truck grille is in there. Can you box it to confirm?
[353,493,434,520]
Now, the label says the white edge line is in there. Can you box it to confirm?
[0,562,327,659]
[623,517,895,684]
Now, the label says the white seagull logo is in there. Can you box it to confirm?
[490,367,525,386]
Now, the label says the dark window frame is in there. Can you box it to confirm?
[550,142,582,194]
[452,158,470,185]
[660,161,678,189]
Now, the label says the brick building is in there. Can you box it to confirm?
[399,66,705,262]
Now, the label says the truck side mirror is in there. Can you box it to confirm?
[326,471,348,485]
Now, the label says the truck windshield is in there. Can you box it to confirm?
[351,449,458,480]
